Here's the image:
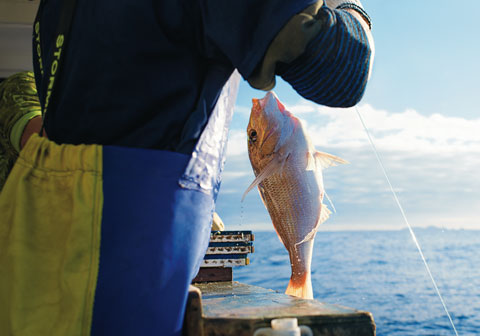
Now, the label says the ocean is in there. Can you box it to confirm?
[233,229,480,336]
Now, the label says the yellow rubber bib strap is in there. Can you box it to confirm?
[0,134,103,336]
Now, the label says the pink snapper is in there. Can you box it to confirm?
[243,92,347,299]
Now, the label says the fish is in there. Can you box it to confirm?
[242,91,348,300]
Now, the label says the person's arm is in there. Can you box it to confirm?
[20,116,43,149]
[247,0,374,107]
[0,72,42,153]
[325,0,375,81]
[0,71,42,190]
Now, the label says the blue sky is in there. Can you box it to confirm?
[216,1,480,231]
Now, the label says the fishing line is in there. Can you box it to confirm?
[355,106,459,336]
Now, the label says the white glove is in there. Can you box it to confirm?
[211,212,225,231]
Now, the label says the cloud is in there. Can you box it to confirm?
[299,103,480,154]
[289,101,317,115]
[225,129,248,157]
[234,105,251,117]
[228,102,480,157]
[216,102,480,231]
[222,171,250,179]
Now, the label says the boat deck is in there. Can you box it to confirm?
[184,281,375,336]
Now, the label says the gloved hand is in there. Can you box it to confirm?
[211,212,225,231]
[0,71,42,190]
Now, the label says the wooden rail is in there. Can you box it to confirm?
[184,282,376,336]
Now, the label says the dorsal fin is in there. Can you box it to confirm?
[314,151,349,169]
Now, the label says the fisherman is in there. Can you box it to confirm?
[0,0,374,335]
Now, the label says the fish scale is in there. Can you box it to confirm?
[260,164,321,249]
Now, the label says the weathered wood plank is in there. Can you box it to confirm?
[186,282,375,336]
[192,267,233,283]
[183,285,204,336]
[206,242,254,255]
[201,258,249,267]
[210,231,255,243]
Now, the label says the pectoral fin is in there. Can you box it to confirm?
[314,151,349,169]
[306,151,316,171]
[242,153,288,202]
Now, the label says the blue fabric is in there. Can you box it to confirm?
[279,6,371,107]
[32,0,316,154]
[92,146,213,336]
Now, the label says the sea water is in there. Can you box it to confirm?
[234,228,480,336]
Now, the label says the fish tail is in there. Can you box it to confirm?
[285,272,313,300]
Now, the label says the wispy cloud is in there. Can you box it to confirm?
[234,105,252,117]
[301,103,480,154]
[225,129,247,157]
[217,102,480,231]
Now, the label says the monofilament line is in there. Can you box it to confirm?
[355,106,459,336]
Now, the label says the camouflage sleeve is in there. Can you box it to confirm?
[0,71,42,191]
[247,0,373,108]
[0,72,42,153]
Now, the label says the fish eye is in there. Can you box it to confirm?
[249,130,257,143]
